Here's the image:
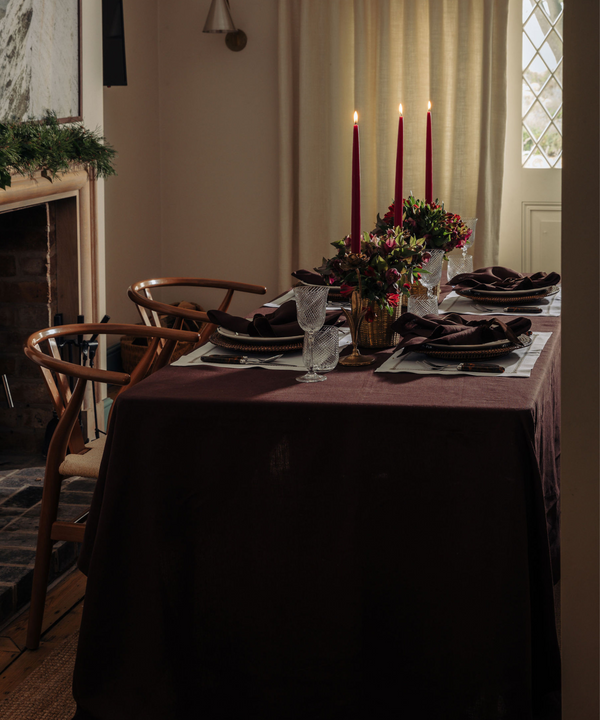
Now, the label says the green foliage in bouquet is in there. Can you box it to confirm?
[0,112,117,190]
[373,194,472,254]
[315,228,428,315]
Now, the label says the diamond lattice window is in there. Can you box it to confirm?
[522,0,564,168]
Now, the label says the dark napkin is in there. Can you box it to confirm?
[391,312,532,352]
[291,270,327,286]
[449,265,560,291]
[207,300,343,338]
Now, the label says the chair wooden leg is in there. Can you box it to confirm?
[26,463,64,650]
[26,527,55,650]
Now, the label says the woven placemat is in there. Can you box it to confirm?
[455,287,557,305]
[210,332,303,353]
[0,632,78,720]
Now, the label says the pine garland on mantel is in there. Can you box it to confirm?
[0,112,117,190]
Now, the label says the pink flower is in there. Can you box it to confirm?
[382,237,398,256]
[385,268,400,284]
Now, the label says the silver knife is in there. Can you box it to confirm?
[201,354,283,365]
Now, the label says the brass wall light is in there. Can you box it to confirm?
[203,0,247,52]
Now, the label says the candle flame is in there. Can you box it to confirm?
[399,103,403,116]
[354,111,358,124]
[428,101,431,111]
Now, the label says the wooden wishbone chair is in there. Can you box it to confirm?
[23,322,200,650]
[128,277,267,364]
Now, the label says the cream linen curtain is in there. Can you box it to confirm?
[278,0,509,289]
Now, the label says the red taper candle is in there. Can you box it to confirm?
[425,101,433,204]
[394,104,404,229]
[351,111,361,254]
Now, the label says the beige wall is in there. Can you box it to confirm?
[81,0,106,317]
[103,0,162,323]
[103,0,279,321]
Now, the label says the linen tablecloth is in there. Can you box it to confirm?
[72,309,561,720]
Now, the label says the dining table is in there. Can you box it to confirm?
[72,282,561,720]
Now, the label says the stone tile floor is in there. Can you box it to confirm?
[0,455,94,627]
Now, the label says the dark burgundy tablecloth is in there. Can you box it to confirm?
[72,304,561,720]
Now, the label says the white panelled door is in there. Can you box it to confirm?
[499,0,562,273]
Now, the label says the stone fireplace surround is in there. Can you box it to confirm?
[0,170,101,457]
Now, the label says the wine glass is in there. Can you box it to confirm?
[448,217,477,282]
[408,248,444,316]
[294,285,329,383]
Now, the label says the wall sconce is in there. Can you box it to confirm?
[203,0,247,52]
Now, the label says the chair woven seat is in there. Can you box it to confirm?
[58,436,106,479]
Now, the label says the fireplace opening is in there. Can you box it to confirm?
[0,198,79,460]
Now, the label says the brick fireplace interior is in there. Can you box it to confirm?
[0,199,79,459]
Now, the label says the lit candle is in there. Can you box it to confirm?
[425,101,433,204]
[351,111,361,254]
[394,104,404,229]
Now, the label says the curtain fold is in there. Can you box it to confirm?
[278,0,509,290]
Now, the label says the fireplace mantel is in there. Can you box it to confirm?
[0,170,99,325]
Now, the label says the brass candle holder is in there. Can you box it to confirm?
[339,272,375,367]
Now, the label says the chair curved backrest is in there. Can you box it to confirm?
[23,322,200,650]
[128,277,267,355]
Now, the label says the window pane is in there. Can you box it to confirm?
[522,0,564,168]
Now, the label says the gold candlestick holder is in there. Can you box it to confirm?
[339,273,375,367]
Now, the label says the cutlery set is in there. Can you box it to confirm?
[201,353,300,367]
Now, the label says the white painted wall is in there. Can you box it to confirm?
[103,0,279,322]
[102,0,161,323]
[157,0,279,315]
[81,0,105,319]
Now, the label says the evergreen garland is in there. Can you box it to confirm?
[0,113,117,190]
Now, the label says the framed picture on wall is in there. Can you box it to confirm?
[0,0,82,122]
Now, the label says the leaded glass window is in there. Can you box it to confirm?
[522,0,564,168]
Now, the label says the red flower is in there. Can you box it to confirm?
[340,283,355,297]
[403,282,411,289]
[388,293,400,307]
[365,266,377,278]
[365,306,376,323]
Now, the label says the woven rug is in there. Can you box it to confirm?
[0,632,78,720]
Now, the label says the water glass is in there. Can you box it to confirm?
[303,326,340,372]
[407,293,438,317]
[294,285,329,383]
[410,248,444,316]
[447,254,474,282]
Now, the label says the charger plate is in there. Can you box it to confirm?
[417,333,532,361]
[298,281,344,302]
[456,286,559,305]
[210,331,303,353]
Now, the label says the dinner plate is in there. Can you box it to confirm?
[217,327,303,344]
[417,333,532,361]
[456,286,559,305]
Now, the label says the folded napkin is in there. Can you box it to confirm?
[207,300,343,338]
[449,266,561,291]
[291,270,327,286]
[391,312,532,352]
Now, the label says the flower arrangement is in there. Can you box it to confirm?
[315,227,427,317]
[373,194,472,254]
